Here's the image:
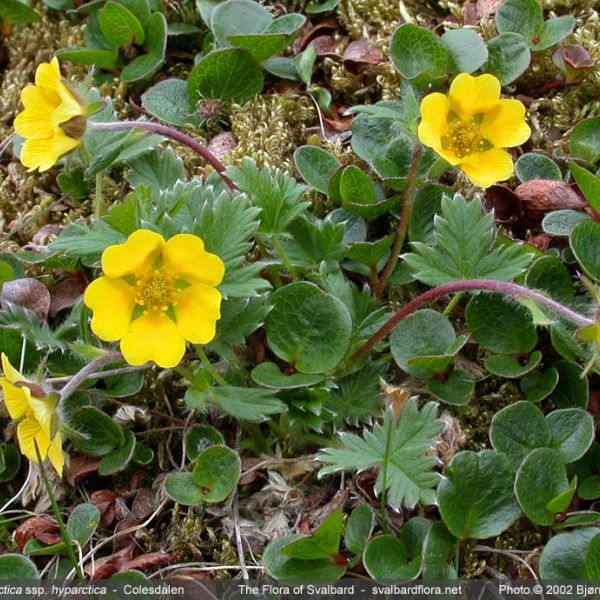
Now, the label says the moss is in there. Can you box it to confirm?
[337,0,403,39]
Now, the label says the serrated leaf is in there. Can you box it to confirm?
[319,400,444,510]
[404,194,532,285]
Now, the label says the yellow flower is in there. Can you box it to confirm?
[84,230,225,369]
[417,73,531,188]
[0,354,64,476]
[13,57,86,172]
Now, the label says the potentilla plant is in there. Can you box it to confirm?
[1,0,599,579]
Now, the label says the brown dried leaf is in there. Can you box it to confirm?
[14,515,59,552]
[90,490,119,527]
[515,179,587,222]
[206,132,236,163]
[65,454,100,486]
[380,379,410,420]
[477,0,505,18]
[131,488,156,521]
[120,550,172,573]
[89,543,135,579]
[343,39,383,66]
[49,273,87,318]
[308,35,340,59]
[1,278,51,321]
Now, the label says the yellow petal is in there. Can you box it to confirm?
[16,417,50,463]
[459,148,514,188]
[449,73,501,117]
[174,283,222,344]
[163,234,225,286]
[480,99,531,148]
[0,380,30,421]
[120,313,186,368]
[418,92,451,150]
[102,229,165,279]
[27,395,56,439]
[84,276,136,342]
[52,82,85,127]
[20,131,80,172]
[20,85,59,111]
[2,352,24,385]
[47,433,64,476]
[35,57,61,91]
[13,88,57,141]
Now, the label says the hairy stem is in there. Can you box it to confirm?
[353,279,594,362]
[89,120,235,190]
[380,412,393,533]
[59,352,123,402]
[373,143,422,298]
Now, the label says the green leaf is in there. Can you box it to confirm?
[294,146,341,194]
[187,48,263,103]
[0,0,40,23]
[421,522,457,579]
[141,79,200,127]
[540,528,599,579]
[346,235,394,268]
[546,479,577,514]
[520,367,558,402]
[579,475,600,500]
[344,506,374,555]
[282,508,343,559]
[210,0,272,47]
[442,29,488,74]
[515,448,569,525]
[438,450,521,539]
[570,163,600,213]
[484,33,531,85]
[294,46,317,84]
[535,15,575,51]
[57,169,91,201]
[0,555,39,579]
[390,23,450,85]
[265,282,352,374]
[484,351,542,378]
[121,12,167,82]
[554,512,600,530]
[99,1,145,46]
[185,425,225,461]
[515,153,562,182]
[66,504,100,547]
[398,516,431,560]
[164,473,205,506]
[526,255,573,304]
[319,400,444,510]
[409,184,447,244]
[490,401,551,464]
[586,533,600,578]
[339,166,376,206]
[404,194,532,285]
[251,362,324,389]
[0,444,20,483]
[426,369,474,406]
[226,159,308,234]
[390,309,456,379]
[186,386,285,421]
[495,0,543,42]
[570,220,600,280]
[547,409,595,463]
[228,33,293,62]
[542,209,591,237]
[570,117,600,163]
[98,430,136,475]
[306,0,340,13]
[550,361,588,409]
[465,293,537,354]
[70,407,125,456]
[55,47,119,69]
[262,535,346,580]
[51,221,125,259]
[363,535,420,580]
[191,445,240,502]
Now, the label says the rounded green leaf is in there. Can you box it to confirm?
[465,293,537,354]
[363,535,420,580]
[542,209,591,237]
[426,369,474,406]
[570,117,600,163]
[164,472,205,506]
[495,0,543,42]
[515,153,562,182]
[141,79,200,127]
[484,351,541,378]
[265,282,352,374]
[187,48,264,103]
[191,445,240,503]
[99,1,145,46]
[409,184,446,244]
[484,33,531,85]
[570,220,600,280]
[520,367,558,402]
[540,528,599,579]
[251,362,325,389]
[535,16,575,52]
[438,450,521,539]
[526,255,573,304]
[344,505,374,555]
[294,146,341,194]
[550,361,589,409]
[70,406,125,456]
[421,521,457,579]
[490,401,551,463]
[390,23,450,84]
[570,163,600,213]
[228,33,292,62]
[0,554,39,579]
[579,475,600,501]
[339,166,376,206]
[263,535,346,580]
[98,429,136,475]
[586,533,600,578]
[210,0,272,47]
[515,447,569,526]
[0,443,20,483]
[67,503,100,547]
[398,516,432,559]
[185,424,225,460]
[390,309,456,378]
[546,408,595,464]
[442,29,488,74]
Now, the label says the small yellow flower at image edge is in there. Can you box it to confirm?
[84,230,225,369]
[13,57,86,172]
[0,353,64,476]
[418,73,531,189]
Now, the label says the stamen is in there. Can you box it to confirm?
[443,115,491,159]
[135,268,178,315]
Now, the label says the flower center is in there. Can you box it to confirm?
[441,114,491,159]
[135,269,178,315]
